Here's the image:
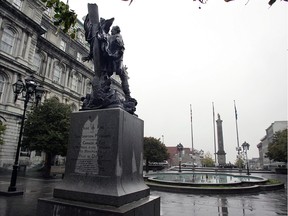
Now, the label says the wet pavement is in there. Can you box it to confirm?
[155,188,287,216]
[0,171,286,216]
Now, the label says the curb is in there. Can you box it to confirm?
[145,182,285,195]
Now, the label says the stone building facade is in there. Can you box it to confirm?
[0,0,124,167]
[257,121,287,169]
[166,147,204,167]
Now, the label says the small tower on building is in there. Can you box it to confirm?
[216,114,226,166]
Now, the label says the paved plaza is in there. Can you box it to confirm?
[0,171,286,216]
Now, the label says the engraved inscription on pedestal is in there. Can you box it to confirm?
[74,116,99,175]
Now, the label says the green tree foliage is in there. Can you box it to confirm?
[266,129,287,163]
[41,0,77,38]
[0,122,6,145]
[143,137,169,172]
[201,152,215,167]
[22,97,72,177]
[235,157,244,168]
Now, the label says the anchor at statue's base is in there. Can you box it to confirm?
[81,75,137,115]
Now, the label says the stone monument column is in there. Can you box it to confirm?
[216,114,226,166]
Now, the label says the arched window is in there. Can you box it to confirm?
[53,63,63,84]
[0,27,16,55]
[33,52,42,73]
[71,74,80,92]
[0,73,6,102]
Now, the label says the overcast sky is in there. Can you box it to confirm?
[68,0,287,163]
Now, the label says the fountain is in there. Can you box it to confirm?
[145,171,284,194]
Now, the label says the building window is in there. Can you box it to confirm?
[71,74,79,92]
[60,40,66,51]
[76,52,82,61]
[0,73,5,102]
[33,52,42,73]
[53,64,63,84]
[78,33,84,44]
[41,26,47,38]
[0,27,16,55]
[13,0,22,9]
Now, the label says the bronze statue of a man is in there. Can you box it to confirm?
[97,25,131,99]
[81,4,136,114]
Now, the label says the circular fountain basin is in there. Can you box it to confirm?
[146,172,267,186]
[145,171,284,194]
[145,172,284,194]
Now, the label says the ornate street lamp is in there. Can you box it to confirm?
[8,75,44,193]
[241,141,250,176]
[177,143,183,173]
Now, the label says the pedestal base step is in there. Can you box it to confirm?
[37,195,160,216]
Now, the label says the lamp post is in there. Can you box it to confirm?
[177,143,183,173]
[8,75,44,192]
[241,141,250,176]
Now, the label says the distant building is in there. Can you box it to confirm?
[248,158,260,170]
[257,121,287,169]
[166,147,203,167]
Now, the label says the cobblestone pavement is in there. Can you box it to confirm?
[0,172,286,216]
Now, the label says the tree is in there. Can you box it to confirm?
[143,137,169,173]
[201,152,215,167]
[22,97,72,177]
[266,129,287,163]
[235,157,244,168]
[41,0,77,38]
[0,122,6,145]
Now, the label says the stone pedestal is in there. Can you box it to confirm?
[37,195,160,216]
[37,108,159,215]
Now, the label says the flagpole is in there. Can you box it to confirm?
[234,100,240,151]
[234,100,242,171]
[190,104,195,171]
[212,102,217,165]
